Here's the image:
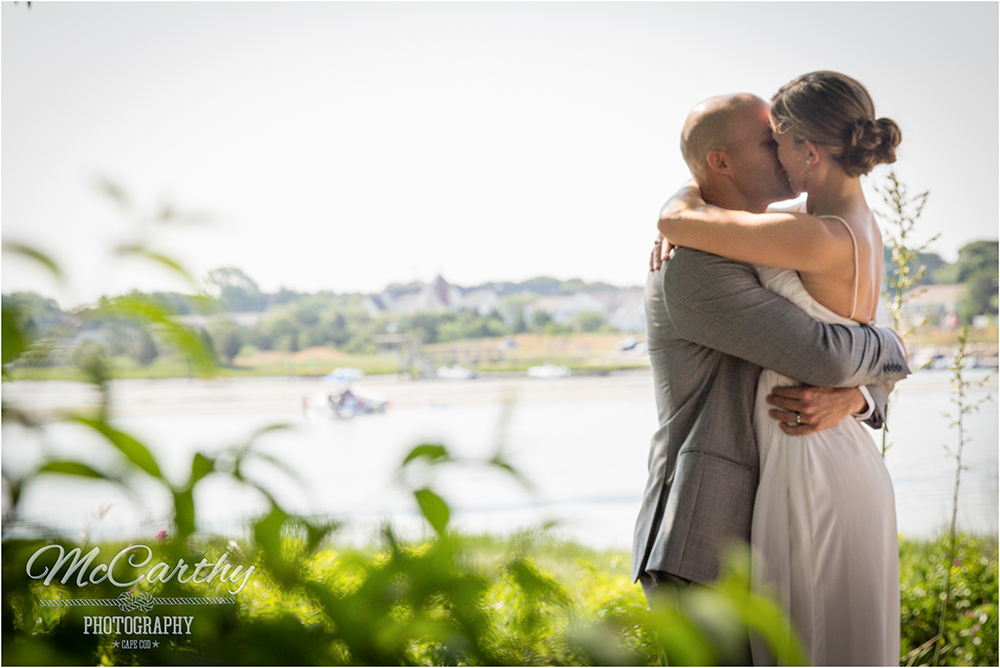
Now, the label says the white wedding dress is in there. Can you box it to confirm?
[751,216,900,666]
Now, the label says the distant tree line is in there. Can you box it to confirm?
[1,269,619,369]
[3,242,995,370]
[884,240,998,322]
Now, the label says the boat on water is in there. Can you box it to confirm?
[313,388,389,418]
[526,363,572,379]
[322,367,365,384]
[435,365,477,380]
[314,367,388,417]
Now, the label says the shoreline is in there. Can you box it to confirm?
[3,367,996,419]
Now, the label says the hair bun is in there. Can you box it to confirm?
[841,116,901,176]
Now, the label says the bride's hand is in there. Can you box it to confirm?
[649,234,680,271]
[650,181,700,271]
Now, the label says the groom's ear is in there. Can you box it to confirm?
[706,149,730,174]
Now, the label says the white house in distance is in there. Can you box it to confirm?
[523,292,607,326]
[590,288,646,332]
[362,275,647,333]
[363,276,501,318]
[898,283,966,328]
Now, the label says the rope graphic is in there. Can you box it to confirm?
[38,592,235,612]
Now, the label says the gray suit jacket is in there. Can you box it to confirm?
[632,249,909,584]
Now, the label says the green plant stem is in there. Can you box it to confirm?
[932,326,995,666]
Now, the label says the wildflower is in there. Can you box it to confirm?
[155,530,168,542]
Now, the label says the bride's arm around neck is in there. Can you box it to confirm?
[657,186,850,274]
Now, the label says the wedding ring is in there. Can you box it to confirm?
[794,411,802,425]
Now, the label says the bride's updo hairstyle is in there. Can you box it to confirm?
[770,71,901,177]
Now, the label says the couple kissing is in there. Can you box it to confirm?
[634,71,911,666]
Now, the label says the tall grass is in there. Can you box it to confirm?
[873,168,936,459]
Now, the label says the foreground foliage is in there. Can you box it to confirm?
[900,534,998,666]
[4,524,997,666]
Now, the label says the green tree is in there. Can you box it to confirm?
[269,287,302,307]
[342,316,387,354]
[206,267,266,312]
[1,292,64,337]
[144,290,198,315]
[955,242,998,323]
[199,329,220,369]
[883,247,948,286]
[530,310,553,331]
[952,240,999,282]
[576,311,609,333]
[960,274,999,324]
[498,294,534,333]
[219,328,244,365]
[517,276,562,296]
[320,311,352,348]
[132,328,159,366]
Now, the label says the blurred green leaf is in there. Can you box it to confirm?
[649,605,718,665]
[3,472,24,509]
[115,244,199,287]
[712,547,808,666]
[37,461,107,479]
[299,516,341,555]
[1,241,64,283]
[246,452,311,494]
[252,505,299,585]
[488,452,535,491]
[413,488,450,536]
[402,443,450,468]
[154,203,213,226]
[72,416,163,480]
[507,557,571,607]
[235,422,293,451]
[254,506,288,560]
[1,307,27,368]
[189,452,215,487]
[173,488,196,539]
[94,176,131,210]
[91,294,217,376]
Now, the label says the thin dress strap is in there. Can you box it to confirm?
[817,214,858,321]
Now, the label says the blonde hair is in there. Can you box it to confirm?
[770,71,901,177]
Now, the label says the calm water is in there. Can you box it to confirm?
[3,370,997,549]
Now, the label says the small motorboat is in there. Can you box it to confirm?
[436,365,477,380]
[526,363,572,379]
[322,367,365,384]
[314,387,388,418]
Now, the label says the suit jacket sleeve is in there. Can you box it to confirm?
[663,249,910,393]
[861,378,893,430]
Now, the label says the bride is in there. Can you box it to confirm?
[656,71,902,665]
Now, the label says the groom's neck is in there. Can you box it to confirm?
[698,181,770,214]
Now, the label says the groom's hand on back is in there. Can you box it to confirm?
[765,385,868,436]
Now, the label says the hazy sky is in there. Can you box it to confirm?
[3,1,998,307]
